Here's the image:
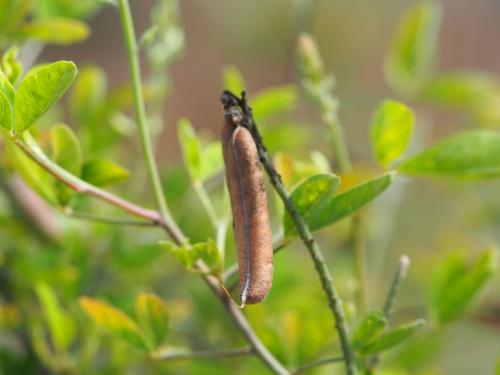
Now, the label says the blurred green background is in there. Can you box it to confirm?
[1,0,500,374]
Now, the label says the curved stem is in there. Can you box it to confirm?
[117,0,185,244]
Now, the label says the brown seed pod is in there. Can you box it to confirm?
[221,110,273,305]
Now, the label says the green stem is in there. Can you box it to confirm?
[324,111,369,314]
[383,255,410,319]
[65,210,157,227]
[368,255,410,371]
[352,212,367,312]
[324,112,352,173]
[117,0,184,244]
[193,180,219,228]
[224,92,357,375]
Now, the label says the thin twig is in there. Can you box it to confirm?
[292,356,344,374]
[117,0,185,244]
[14,135,173,234]
[220,90,358,375]
[352,212,367,312]
[383,255,410,320]
[65,210,157,227]
[152,346,252,361]
[368,255,410,370]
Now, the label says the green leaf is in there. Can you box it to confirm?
[362,319,426,354]
[15,61,77,133]
[50,124,81,204]
[421,71,500,112]
[371,99,415,167]
[0,90,13,131]
[222,65,246,94]
[19,18,90,45]
[284,174,340,234]
[70,65,107,125]
[35,282,75,353]
[0,0,30,34]
[159,241,193,269]
[352,311,387,352]
[199,141,223,181]
[177,119,222,181]
[430,248,498,324]
[81,158,130,187]
[178,118,201,180]
[32,0,103,20]
[385,1,441,96]
[51,124,81,176]
[191,240,222,277]
[79,296,146,349]
[135,293,169,350]
[286,173,394,236]
[0,70,15,130]
[251,85,297,123]
[159,240,221,276]
[399,129,500,179]
[1,46,23,85]
[0,69,15,104]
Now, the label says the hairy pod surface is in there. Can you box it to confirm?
[222,113,273,304]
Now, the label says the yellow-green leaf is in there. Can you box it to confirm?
[35,282,75,353]
[0,90,12,131]
[81,158,130,187]
[178,118,202,180]
[352,311,387,353]
[284,173,340,235]
[371,99,415,167]
[50,124,81,204]
[1,46,23,85]
[251,85,297,123]
[421,71,499,112]
[0,70,15,130]
[70,65,107,125]
[286,173,394,236]
[398,129,500,179]
[159,240,222,276]
[430,248,497,324]
[385,1,441,96]
[19,18,90,45]
[135,293,169,349]
[79,296,146,349]
[15,61,77,132]
[362,319,426,354]
[222,65,246,94]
